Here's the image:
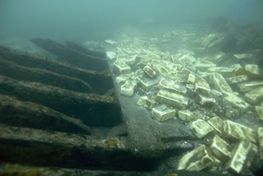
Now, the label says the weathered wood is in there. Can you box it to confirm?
[0,75,122,127]
[0,164,155,176]
[0,125,158,171]
[0,58,92,92]
[31,38,109,72]
[0,94,91,134]
[0,164,224,176]
[0,45,114,94]
[66,41,106,59]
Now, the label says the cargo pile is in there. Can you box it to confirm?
[103,28,263,174]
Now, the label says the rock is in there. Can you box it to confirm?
[113,61,131,75]
[244,86,263,104]
[194,76,211,94]
[196,93,216,107]
[194,60,217,71]
[125,55,140,66]
[255,105,263,120]
[137,96,156,109]
[190,119,214,138]
[258,127,263,159]
[238,81,263,93]
[223,93,249,112]
[223,120,257,143]
[226,75,248,84]
[143,65,157,78]
[104,39,117,45]
[106,51,117,60]
[210,73,232,95]
[120,80,137,96]
[187,73,196,84]
[226,140,257,174]
[207,116,225,135]
[208,64,242,77]
[244,64,260,75]
[137,76,159,91]
[233,53,253,60]
[159,79,187,95]
[178,110,196,122]
[116,73,134,84]
[178,144,216,171]
[156,89,189,109]
[210,135,231,160]
[152,105,176,121]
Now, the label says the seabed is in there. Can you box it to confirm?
[0,22,263,176]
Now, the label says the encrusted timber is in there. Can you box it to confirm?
[0,163,222,176]
[0,58,92,93]
[31,38,109,72]
[0,125,157,171]
[0,94,92,134]
[0,75,121,127]
[0,45,113,94]
[65,41,106,59]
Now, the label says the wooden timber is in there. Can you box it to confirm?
[31,39,109,72]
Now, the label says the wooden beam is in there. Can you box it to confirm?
[0,94,91,134]
[0,45,114,94]
[0,75,122,127]
[31,39,109,72]
[0,125,157,171]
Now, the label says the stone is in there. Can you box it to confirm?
[244,64,260,75]
[185,84,195,92]
[190,119,214,138]
[201,33,218,47]
[187,73,196,84]
[113,61,131,75]
[196,93,216,107]
[238,81,263,93]
[255,105,263,120]
[125,55,140,66]
[244,86,263,104]
[223,93,249,112]
[207,116,224,135]
[152,105,176,121]
[226,75,248,84]
[176,54,196,66]
[106,51,117,60]
[194,61,217,71]
[212,51,225,60]
[152,63,170,77]
[226,140,256,174]
[210,89,223,97]
[194,76,211,94]
[120,80,137,96]
[210,135,231,160]
[143,65,157,78]
[210,73,232,95]
[116,73,134,84]
[137,96,156,109]
[178,145,215,171]
[223,120,257,143]
[104,39,117,45]
[178,110,196,122]
[158,79,187,95]
[137,76,159,91]
[208,66,241,77]
[258,127,263,159]
[233,53,253,60]
[156,89,189,109]
[172,73,188,83]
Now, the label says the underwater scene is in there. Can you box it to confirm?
[0,0,263,176]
